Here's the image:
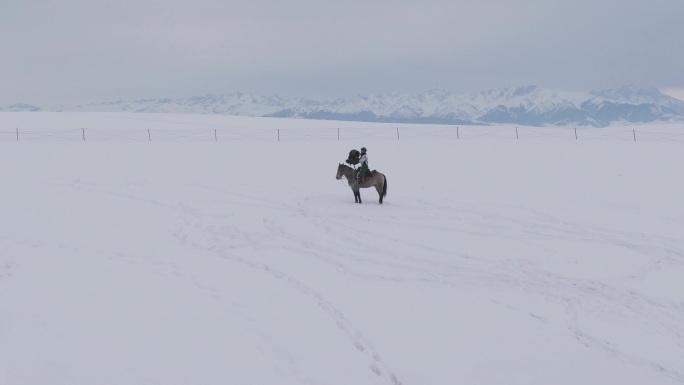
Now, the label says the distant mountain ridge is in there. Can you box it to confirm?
[7,86,684,127]
[0,103,41,112]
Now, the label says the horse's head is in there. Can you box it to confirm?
[336,163,346,180]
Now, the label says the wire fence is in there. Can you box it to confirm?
[1,126,683,143]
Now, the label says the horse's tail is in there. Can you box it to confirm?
[382,174,387,197]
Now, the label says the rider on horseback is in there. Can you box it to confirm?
[356,147,369,184]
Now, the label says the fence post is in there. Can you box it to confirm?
[633,129,636,142]
[277,129,280,142]
[338,128,340,141]
[516,126,519,140]
[148,129,151,142]
[574,127,578,140]
[82,128,85,141]
[215,128,217,142]
[16,127,18,141]
[396,127,399,140]
[457,126,459,139]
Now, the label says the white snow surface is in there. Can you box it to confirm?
[1,112,684,385]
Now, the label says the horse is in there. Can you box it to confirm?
[336,163,387,204]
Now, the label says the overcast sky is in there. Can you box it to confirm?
[2,0,683,106]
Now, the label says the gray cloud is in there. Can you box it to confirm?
[2,0,683,106]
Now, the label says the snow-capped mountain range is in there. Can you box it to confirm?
[6,86,684,127]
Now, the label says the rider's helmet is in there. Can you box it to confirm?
[360,147,367,153]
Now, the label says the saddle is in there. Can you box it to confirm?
[356,169,374,183]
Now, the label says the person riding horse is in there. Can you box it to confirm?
[337,160,387,204]
[356,147,370,184]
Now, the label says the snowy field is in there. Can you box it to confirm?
[1,112,684,385]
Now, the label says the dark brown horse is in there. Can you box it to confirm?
[336,164,387,204]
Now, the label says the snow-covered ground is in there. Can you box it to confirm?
[1,112,683,385]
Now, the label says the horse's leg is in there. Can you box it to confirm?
[352,188,358,203]
[356,189,362,204]
[375,180,383,204]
